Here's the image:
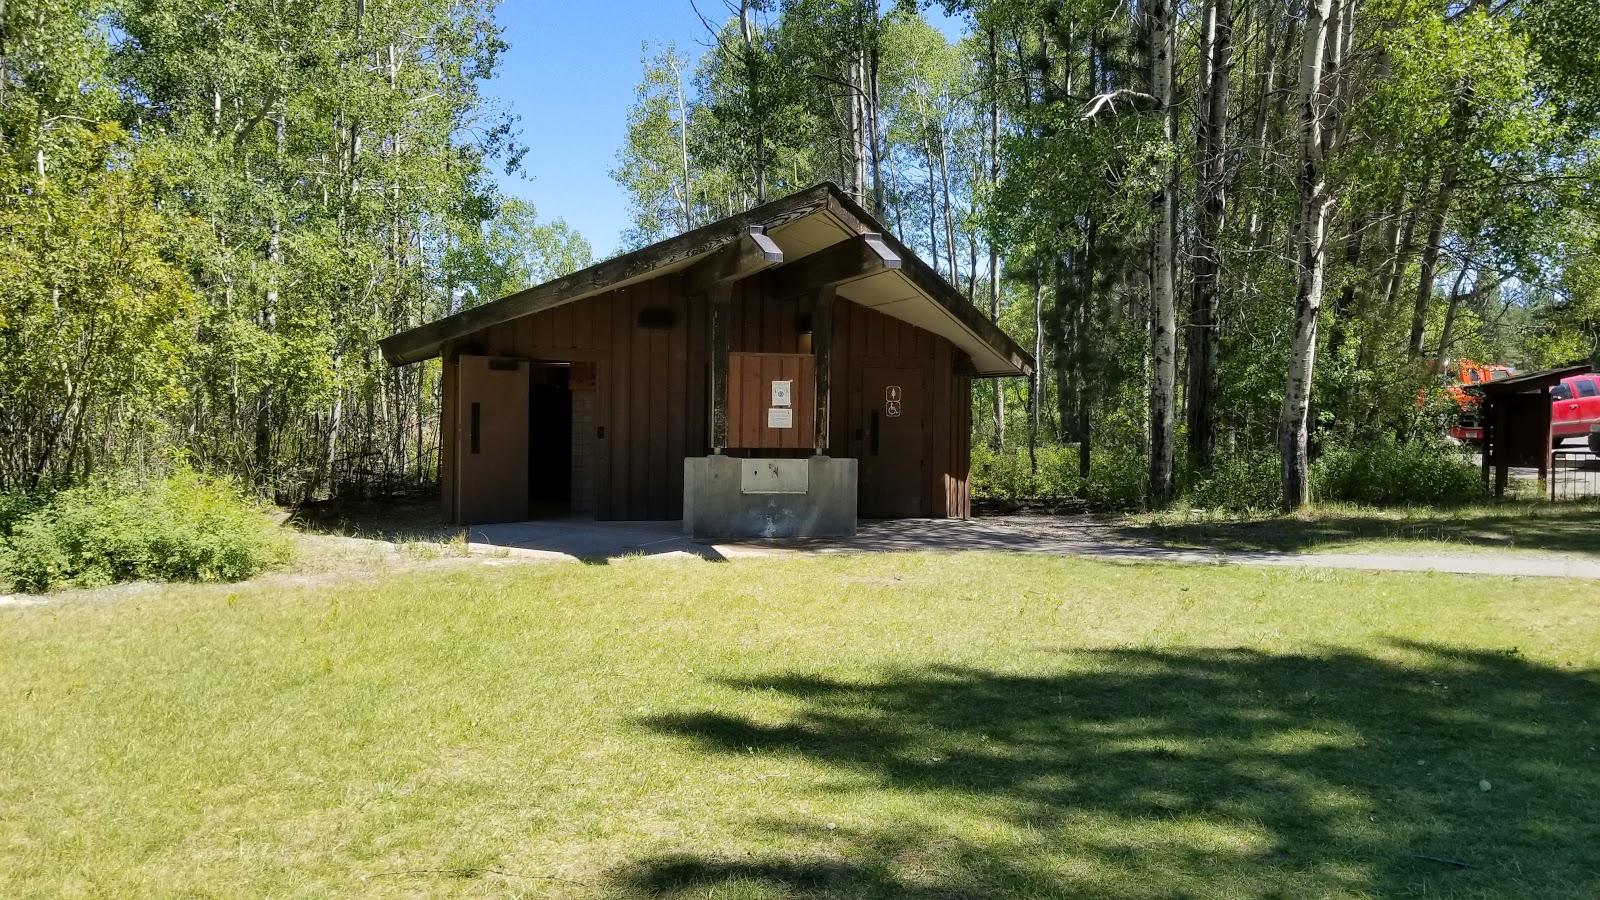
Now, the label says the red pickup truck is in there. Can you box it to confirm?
[1551,373,1600,444]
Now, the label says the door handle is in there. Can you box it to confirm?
[870,410,880,455]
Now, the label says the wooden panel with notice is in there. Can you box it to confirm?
[726,352,815,450]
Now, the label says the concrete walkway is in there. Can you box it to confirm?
[469,516,1600,579]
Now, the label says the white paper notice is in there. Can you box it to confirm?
[771,380,792,406]
[767,407,794,428]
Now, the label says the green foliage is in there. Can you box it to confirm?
[1182,451,1284,514]
[970,443,1077,501]
[1311,439,1486,508]
[0,470,292,592]
[1,0,546,499]
[0,121,198,486]
[447,198,593,306]
[970,442,1145,511]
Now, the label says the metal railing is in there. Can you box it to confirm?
[1548,448,1600,501]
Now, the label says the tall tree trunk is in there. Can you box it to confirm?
[1029,273,1043,474]
[923,120,939,268]
[1078,219,1098,479]
[939,127,958,291]
[1407,77,1471,359]
[987,26,1004,450]
[1408,161,1458,358]
[1326,215,1364,364]
[865,15,885,214]
[1279,0,1338,510]
[1186,0,1232,469]
[740,1,764,203]
[1147,0,1178,506]
[1436,263,1472,361]
[670,52,692,230]
[0,0,8,149]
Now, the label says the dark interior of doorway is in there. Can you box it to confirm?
[528,365,572,516]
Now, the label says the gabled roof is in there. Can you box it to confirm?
[378,182,1033,377]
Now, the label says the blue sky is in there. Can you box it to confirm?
[483,1,968,257]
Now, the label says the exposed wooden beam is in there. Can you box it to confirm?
[765,233,901,300]
[682,226,784,296]
[823,192,1034,377]
[708,283,733,452]
[813,285,834,453]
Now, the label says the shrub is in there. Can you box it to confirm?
[1,470,292,592]
[1184,451,1282,513]
[971,443,1083,501]
[1081,448,1146,511]
[971,443,1145,511]
[1311,439,1486,507]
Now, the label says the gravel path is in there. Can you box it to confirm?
[470,515,1600,579]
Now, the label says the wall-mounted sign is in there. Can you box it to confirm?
[771,380,792,407]
[767,407,793,429]
[886,385,902,417]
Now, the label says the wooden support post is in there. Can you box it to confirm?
[813,285,834,453]
[1493,398,1509,498]
[1480,397,1492,490]
[709,282,732,452]
[1539,386,1551,490]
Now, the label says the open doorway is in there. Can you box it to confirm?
[528,364,572,517]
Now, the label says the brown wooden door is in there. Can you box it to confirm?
[455,355,530,524]
[860,367,924,517]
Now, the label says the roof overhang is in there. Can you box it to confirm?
[1473,364,1591,396]
[378,183,1033,377]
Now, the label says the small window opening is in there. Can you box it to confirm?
[470,402,481,454]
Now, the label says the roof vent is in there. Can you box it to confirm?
[637,307,677,330]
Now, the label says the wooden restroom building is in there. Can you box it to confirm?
[379,183,1032,529]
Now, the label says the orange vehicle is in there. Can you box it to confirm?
[1446,359,1515,442]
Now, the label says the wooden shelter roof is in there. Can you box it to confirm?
[378,183,1034,377]
[1472,364,1591,396]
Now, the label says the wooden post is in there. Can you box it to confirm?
[709,282,732,452]
[1539,386,1551,490]
[813,285,834,453]
[1493,398,1509,498]
[1480,396,1492,490]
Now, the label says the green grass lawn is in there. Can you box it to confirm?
[3,554,1598,898]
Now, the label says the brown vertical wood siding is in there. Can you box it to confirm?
[727,353,816,449]
[438,271,974,520]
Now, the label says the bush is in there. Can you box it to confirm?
[1,470,292,592]
[1184,451,1283,513]
[1312,439,1486,507]
[971,443,1080,501]
[1081,449,1146,511]
[971,443,1146,511]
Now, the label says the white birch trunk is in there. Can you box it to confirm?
[1279,0,1338,509]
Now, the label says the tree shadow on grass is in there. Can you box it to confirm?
[1117,503,1600,555]
[289,495,464,543]
[618,644,1599,898]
